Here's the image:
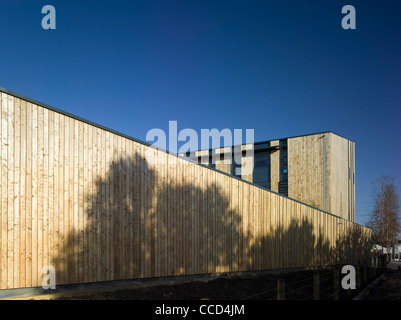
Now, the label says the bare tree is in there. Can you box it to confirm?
[367,175,401,257]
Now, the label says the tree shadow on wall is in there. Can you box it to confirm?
[52,152,243,286]
[249,216,369,271]
[51,152,369,287]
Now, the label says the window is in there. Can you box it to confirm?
[253,142,271,189]
[254,142,270,151]
[230,146,242,178]
[279,139,288,196]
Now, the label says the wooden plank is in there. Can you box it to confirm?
[56,113,64,285]
[112,133,118,280]
[261,189,266,270]
[127,140,134,278]
[216,171,223,273]
[94,127,101,280]
[158,149,166,277]
[185,159,191,275]
[12,97,20,289]
[202,168,209,273]
[7,94,15,288]
[176,155,183,276]
[243,183,249,270]
[25,102,33,288]
[207,170,214,274]
[232,179,241,272]
[48,110,55,284]
[293,200,298,267]
[227,176,232,272]
[139,143,146,277]
[31,103,38,287]
[78,120,84,282]
[287,199,293,268]
[132,142,140,278]
[104,130,110,280]
[211,170,217,273]
[297,199,302,267]
[280,196,285,268]
[153,148,159,277]
[181,157,187,275]
[150,146,156,277]
[116,135,122,279]
[19,99,27,288]
[257,188,263,270]
[71,118,78,283]
[262,191,271,270]
[43,108,49,282]
[122,137,129,279]
[192,159,199,275]
[197,165,204,274]
[63,115,71,284]
[182,157,187,275]
[253,187,259,270]
[37,106,44,286]
[271,194,279,269]
[189,161,194,274]
[282,197,287,269]
[0,93,7,289]
[85,122,92,282]
[82,122,89,283]
[140,142,147,277]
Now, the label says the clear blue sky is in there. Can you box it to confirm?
[1,1,400,226]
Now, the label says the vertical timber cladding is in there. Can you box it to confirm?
[287,134,325,213]
[325,133,356,222]
[287,132,356,221]
[0,88,369,290]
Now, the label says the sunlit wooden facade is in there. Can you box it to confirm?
[0,87,368,291]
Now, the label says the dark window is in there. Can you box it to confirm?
[254,142,270,151]
[231,146,242,178]
[279,139,288,196]
[253,142,271,189]
[231,160,241,178]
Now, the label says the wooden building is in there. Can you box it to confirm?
[185,132,356,222]
[0,87,368,291]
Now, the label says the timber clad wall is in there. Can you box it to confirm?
[0,89,370,290]
[288,133,356,221]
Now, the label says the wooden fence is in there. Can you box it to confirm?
[0,89,371,290]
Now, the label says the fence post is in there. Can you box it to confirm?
[363,260,368,286]
[370,257,374,279]
[356,264,361,290]
[277,279,285,300]
[313,270,320,300]
[374,257,377,276]
[333,267,339,300]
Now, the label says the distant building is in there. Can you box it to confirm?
[373,241,401,260]
[184,132,356,221]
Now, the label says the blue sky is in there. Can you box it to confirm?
[0,1,400,226]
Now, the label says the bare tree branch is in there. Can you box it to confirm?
[367,175,401,255]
